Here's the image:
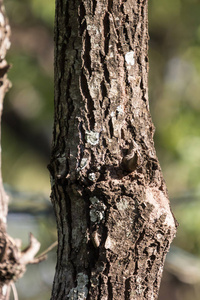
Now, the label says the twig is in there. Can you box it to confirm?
[5,285,11,300]
[11,282,18,300]
[29,240,58,264]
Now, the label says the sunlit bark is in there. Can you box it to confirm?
[50,0,177,299]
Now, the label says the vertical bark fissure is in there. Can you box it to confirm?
[51,0,177,299]
[108,275,113,299]
[125,277,131,300]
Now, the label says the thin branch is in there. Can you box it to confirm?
[11,282,18,300]
[29,240,58,264]
[19,233,41,265]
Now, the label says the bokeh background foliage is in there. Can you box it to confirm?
[3,0,54,194]
[2,0,200,299]
[3,1,55,299]
[149,0,200,260]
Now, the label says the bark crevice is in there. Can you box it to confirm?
[51,0,177,299]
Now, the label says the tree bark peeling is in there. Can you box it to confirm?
[50,0,177,299]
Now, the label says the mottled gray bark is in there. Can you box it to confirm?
[50,0,177,299]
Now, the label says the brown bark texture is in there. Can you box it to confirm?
[50,0,177,299]
[0,1,43,298]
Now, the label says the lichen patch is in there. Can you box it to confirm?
[85,130,99,145]
[67,273,88,300]
[125,51,135,66]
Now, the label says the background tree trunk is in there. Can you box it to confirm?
[0,2,16,298]
[0,2,42,298]
[50,0,177,299]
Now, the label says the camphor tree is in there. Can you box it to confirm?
[49,0,177,299]
[0,0,177,299]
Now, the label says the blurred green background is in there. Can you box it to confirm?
[2,0,200,299]
[3,0,55,299]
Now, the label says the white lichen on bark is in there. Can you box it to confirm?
[125,51,135,65]
[67,273,88,300]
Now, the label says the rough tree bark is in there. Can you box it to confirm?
[50,0,177,299]
[0,1,43,298]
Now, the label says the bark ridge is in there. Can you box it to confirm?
[50,0,177,299]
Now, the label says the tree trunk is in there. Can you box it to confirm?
[50,0,177,299]
[0,3,16,298]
